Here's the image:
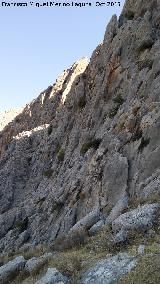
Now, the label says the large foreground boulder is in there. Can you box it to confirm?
[81,253,137,284]
[35,267,70,284]
[112,203,160,233]
[0,256,26,283]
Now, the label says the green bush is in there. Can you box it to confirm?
[52,201,64,212]
[108,105,119,118]
[80,141,93,155]
[124,10,135,20]
[57,148,65,162]
[80,138,101,155]
[108,94,125,119]
[113,94,124,105]
[43,169,54,178]
[15,217,28,233]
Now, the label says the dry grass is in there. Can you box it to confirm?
[118,254,160,284]
[0,244,49,266]
[53,229,89,251]
[2,205,160,284]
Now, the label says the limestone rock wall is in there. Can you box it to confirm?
[0,0,160,254]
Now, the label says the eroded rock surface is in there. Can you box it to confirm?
[0,256,26,283]
[35,267,70,284]
[81,253,137,284]
[112,203,160,233]
[0,0,160,258]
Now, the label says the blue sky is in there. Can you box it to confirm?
[0,1,125,112]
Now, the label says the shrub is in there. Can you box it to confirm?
[108,95,125,119]
[52,201,64,212]
[43,168,54,178]
[15,217,28,233]
[80,138,101,155]
[57,148,65,162]
[138,137,150,153]
[113,94,124,105]
[108,105,119,118]
[124,10,135,20]
[137,59,153,71]
[80,141,93,155]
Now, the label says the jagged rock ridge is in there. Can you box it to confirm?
[0,108,22,131]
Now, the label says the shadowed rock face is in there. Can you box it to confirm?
[0,0,160,254]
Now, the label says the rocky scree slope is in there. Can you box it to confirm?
[0,0,160,282]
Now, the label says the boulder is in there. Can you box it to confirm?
[89,220,105,236]
[81,253,137,284]
[69,209,101,234]
[113,229,129,246]
[35,267,69,284]
[105,196,129,225]
[0,256,26,283]
[25,253,53,274]
[112,203,160,233]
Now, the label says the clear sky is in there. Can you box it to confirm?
[0,0,125,112]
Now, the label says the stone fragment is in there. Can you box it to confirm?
[89,220,105,236]
[0,256,26,284]
[35,267,69,284]
[25,253,53,274]
[69,209,102,234]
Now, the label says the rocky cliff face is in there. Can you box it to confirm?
[0,0,160,269]
[0,108,22,132]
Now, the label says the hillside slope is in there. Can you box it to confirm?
[0,0,160,283]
